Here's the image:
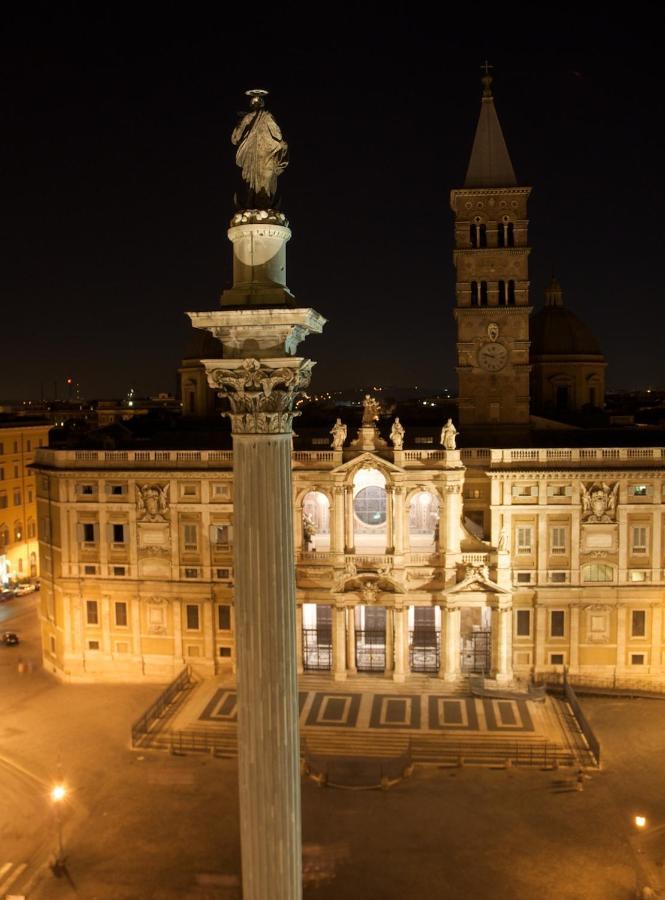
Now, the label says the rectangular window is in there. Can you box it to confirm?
[0,442,3,453]
[184,567,199,579]
[212,524,229,548]
[0,495,7,509]
[82,522,95,543]
[112,566,126,576]
[83,564,97,575]
[517,527,532,553]
[79,484,95,495]
[631,484,649,497]
[550,653,565,665]
[0,468,3,481]
[213,483,230,499]
[551,526,566,554]
[550,572,567,584]
[630,570,647,582]
[115,601,128,627]
[219,646,232,658]
[548,485,569,497]
[216,567,232,580]
[109,484,125,495]
[28,489,33,503]
[516,572,532,584]
[516,610,531,636]
[550,610,565,637]
[88,640,100,651]
[631,654,645,666]
[13,441,18,453]
[13,489,21,506]
[631,610,646,638]
[183,524,198,550]
[186,604,200,630]
[631,526,648,553]
[13,465,19,478]
[86,600,99,625]
[112,523,125,543]
[182,484,197,496]
[513,484,537,498]
[49,635,56,654]
[218,605,231,631]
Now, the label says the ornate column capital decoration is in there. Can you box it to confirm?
[202,357,315,435]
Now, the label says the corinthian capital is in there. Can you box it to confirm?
[202,357,315,434]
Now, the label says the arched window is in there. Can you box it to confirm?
[498,280,506,306]
[352,468,388,551]
[480,281,488,306]
[498,219,515,248]
[14,521,22,542]
[408,491,440,551]
[582,563,614,583]
[470,281,479,307]
[470,221,487,249]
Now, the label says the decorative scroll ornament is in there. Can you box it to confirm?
[136,484,170,521]
[487,322,499,342]
[206,357,315,434]
[581,482,619,523]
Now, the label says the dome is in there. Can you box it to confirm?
[530,280,602,357]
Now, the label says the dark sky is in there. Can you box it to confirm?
[1,10,662,400]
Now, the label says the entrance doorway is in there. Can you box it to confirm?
[409,606,440,674]
[460,607,492,675]
[302,604,332,672]
[355,606,386,672]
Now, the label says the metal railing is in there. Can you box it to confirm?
[131,665,194,746]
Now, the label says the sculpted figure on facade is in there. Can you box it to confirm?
[136,484,169,521]
[362,394,381,425]
[231,89,288,208]
[302,512,317,550]
[329,418,347,450]
[390,417,405,450]
[581,482,619,523]
[441,418,458,450]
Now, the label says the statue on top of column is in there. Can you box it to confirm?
[330,418,347,450]
[232,89,289,209]
[362,394,381,426]
[440,418,458,450]
[390,417,405,450]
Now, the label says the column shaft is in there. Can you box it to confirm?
[233,433,301,900]
[332,603,347,680]
[346,606,357,672]
[393,605,407,681]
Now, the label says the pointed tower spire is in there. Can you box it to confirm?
[464,64,517,188]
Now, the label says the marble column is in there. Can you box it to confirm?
[332,602,347,680]
[443,607,461,680]
[345,486,355,554]
[385,488,395,555]
[194,316,324,900]
[295,604,304,675]
[393,487,405,556]
[384,606,394,673]
[393,604,407,682]
[332,487,345,555]
[495,606,513,682]
[346,606,357,673]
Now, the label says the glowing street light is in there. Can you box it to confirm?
[50,782,67,873]
[635,814,647,829]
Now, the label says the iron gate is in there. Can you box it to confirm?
[355,629,386,672]
[302,627,332,671]
[461,629,491,675]
[409,629,440,674]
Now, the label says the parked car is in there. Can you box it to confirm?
[1,632,19,646]
[15,583,37,595]
[0,589,17,602]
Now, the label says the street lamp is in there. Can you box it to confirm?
[50,783,67,873]
[635,815,648,830]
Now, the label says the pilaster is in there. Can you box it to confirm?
[332,602,347,680]
[392,604,407,682]
[346,606,357,673]
[295,604,304,675]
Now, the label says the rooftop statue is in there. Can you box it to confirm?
[441,418,458,450]
[330,418,347,450]
[362,394,381,426]
[390,417,405,450]
[231,89,289,209]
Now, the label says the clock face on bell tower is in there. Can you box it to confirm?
[450,72,532,427]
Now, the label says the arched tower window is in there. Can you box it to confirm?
[498,280,506,306]
[470,220,487,249]
[498,220,515,248]
[508,280,516,306]
[480,281,488,306]
[470,281,479,307]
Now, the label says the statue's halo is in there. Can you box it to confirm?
[245,88,269,98]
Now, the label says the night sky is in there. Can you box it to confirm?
[1,11,662,401]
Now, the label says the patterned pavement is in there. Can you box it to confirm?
[196,687,536,735]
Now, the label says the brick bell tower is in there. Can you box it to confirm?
[451,67,532,426]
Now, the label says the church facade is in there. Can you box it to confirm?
[34,78,665,686]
